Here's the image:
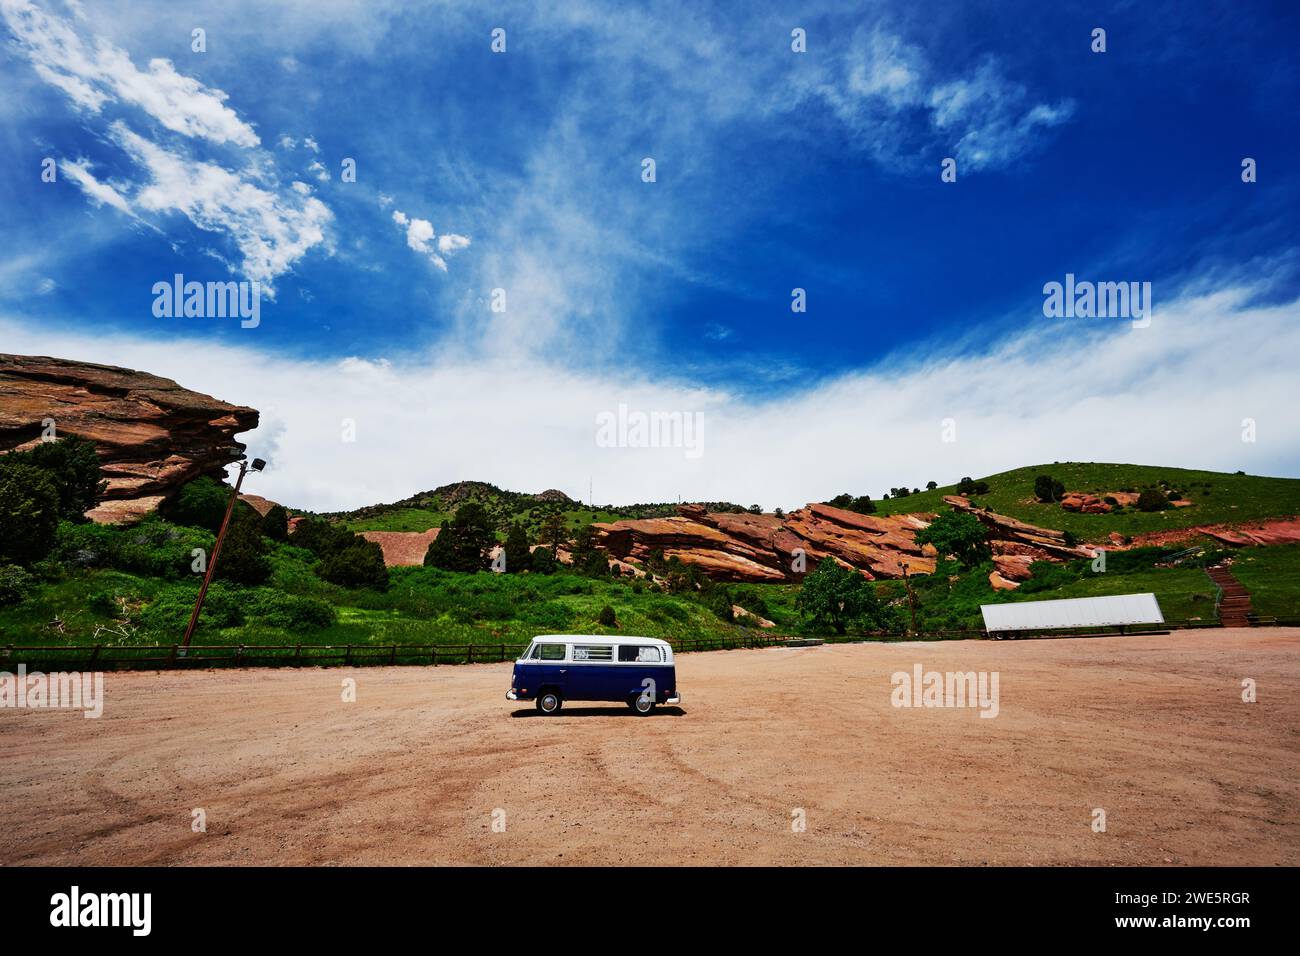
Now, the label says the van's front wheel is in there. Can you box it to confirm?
[629,694,655,715]
[537,691,562,714]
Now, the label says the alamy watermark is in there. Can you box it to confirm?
[595,403,704,459]
[152,273,261,328]
[1042,273,1151,328]
[891,664,999,718]
[0,664,104,718]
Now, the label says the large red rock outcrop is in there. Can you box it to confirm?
[358,528,440,566]
[590,496,1093,583]
[0,354,258,523]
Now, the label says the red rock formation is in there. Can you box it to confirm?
[590,496,1092,583]
[0,354,258,523]
[942,496,1094,562]
[358,528,440,566]
[1200,519,1300,548]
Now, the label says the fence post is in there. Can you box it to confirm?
[431,645,438,665]
[345,644,352,666]
[467,644,474,665]
[500,643,505,662]
[295,643,302,665]
[390,644,397,665]
[234,644,244,667]
[168,644,179,668]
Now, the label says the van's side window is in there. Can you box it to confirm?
[538,644,566,661]
[573,645,613,661]
[618,645,662,663]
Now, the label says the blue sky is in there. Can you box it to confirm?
[2,0,1298,509]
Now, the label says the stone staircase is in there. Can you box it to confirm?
[1206,565,1253,627]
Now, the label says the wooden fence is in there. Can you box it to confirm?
[1,616,1294,672]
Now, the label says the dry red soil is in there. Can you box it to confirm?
[2,628,1296,866]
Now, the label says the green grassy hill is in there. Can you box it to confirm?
[330,479,749,538]
[867,462,1300,540]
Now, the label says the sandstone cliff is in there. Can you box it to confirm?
[590,495,1093,583]
[0,354,258,523]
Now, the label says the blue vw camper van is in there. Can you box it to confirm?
[507,635,680,715]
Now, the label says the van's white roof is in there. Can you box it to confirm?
[531,634,671,646]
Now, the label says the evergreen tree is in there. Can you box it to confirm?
[262,504,290,541]
[503,523,532,573]
[5,435,106,520]
[0,462,60,565]
[423,501,495,571]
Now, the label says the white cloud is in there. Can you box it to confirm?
[2,285,1295,513]
[799,27,1074,172]
[307,160,329,182]
[303,136,320,153]
[2,0,260,147]
[59,157,133,215]
[390,208,470,272]
[110,123,332,291]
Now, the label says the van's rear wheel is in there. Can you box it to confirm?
[537,691,562,714]
[630,694,655,715]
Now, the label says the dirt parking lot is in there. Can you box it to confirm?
[1,628,1297,866]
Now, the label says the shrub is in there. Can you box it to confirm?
[214,514,272,586]
[1136,489,1170,512]
[597,604,617,627]
[1034,474,1065,503]
[318,538,389,590]
[87,590,120,616]
[956,477,989,496]
[529,547,559,575]
[245,590,337,630]
[139,582,245,635]
[700,587,734,622]
[0,564,34,607]
[520,601,574,629]
[0,461,60,566]
[262,504,290,541]
[3,436,106,520]
[165,476,234,531]
[52,518,213,579]
[1018,561,1081,594]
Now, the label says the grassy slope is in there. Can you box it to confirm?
[1226,544,1300,617]
[0,547,776,650]
[345,506,629,536]
[7,464,1298,651]
[869,462,1300,539]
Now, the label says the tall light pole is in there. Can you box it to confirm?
[182,456,265,651]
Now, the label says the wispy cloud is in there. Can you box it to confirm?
[799,27,1075,172]
[1,0,259,146]
[3,284,1294,511]
[4,0,333,292]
